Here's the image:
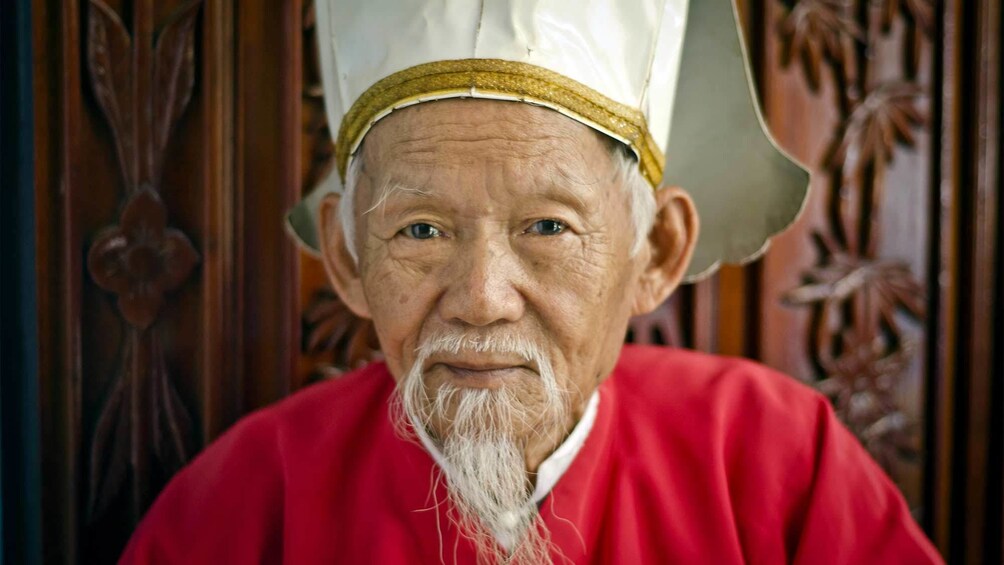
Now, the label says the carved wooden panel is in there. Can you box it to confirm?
[33,0,308,561]
[742,2,1002,562]
[770,0,934,510]
[83,0,202,526]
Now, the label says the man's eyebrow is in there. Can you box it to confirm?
[532,182,592,211]
[362,176,433,217]
[362,154,607,215]
[534,161,604,210]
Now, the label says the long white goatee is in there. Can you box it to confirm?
[397,330,570,564]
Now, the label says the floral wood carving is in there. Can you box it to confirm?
[627,299,683,347]
[85,0,202,522]
[89,188,199,329]
[778,0,931,485]
[303,289,382,378]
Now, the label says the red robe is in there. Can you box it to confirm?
[121,345,942,564]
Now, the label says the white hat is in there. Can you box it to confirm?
[288,0,809,281]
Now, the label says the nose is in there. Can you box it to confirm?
[438,237,525,327]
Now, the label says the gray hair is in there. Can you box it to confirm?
[339,143,657,261]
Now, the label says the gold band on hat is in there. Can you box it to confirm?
[335,58,664,188]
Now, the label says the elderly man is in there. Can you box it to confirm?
[122,0,942,563]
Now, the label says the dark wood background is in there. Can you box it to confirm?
[28,0,1001,563]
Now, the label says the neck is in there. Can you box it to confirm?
[522,388,591,476]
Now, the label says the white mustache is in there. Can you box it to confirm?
[414,329,561,398]
[417,330,543,359]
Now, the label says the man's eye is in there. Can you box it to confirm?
[401,223,442,239]
[527,219,567,236]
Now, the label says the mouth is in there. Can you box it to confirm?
[432,361,534,389]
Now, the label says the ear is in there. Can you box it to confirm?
[318,193,372,319]
[631,186,700,316]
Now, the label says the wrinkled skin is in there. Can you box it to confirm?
[319,98,698,472]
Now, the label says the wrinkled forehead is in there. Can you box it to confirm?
[354,99,621,189]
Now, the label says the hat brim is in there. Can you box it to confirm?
[666,0,809,282]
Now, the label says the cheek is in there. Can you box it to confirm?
[360,251,442,379]
[526,230,632,309]
[522,233,638,385]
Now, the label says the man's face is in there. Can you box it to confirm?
[319,98,694,561]
[350,98,647,447]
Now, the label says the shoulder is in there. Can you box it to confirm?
[193,361,396,480]
[609,345,943,562]
[268,362,395,435]
[192,361,394,463]
[609,344,834,492]
[121,362,395,562]
[613,344,829,432]
[265,361,398,460]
